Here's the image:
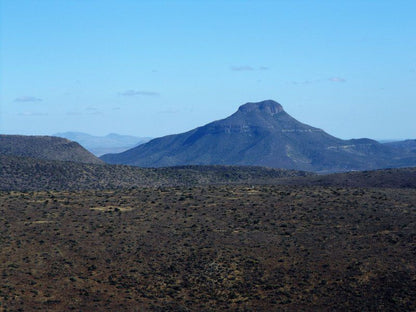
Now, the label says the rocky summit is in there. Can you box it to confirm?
[101,100,416,172]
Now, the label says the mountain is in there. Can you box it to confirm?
[101,100,416,172]
[383,139,416,154]
[54,132,151,156]
[381,139,416,167]
[0,135,103,164]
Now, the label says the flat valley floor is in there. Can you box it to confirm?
[1,185,415,311]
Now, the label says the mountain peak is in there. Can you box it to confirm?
[238,100,284,115]
[101,99,416,172]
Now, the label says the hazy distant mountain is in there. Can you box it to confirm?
[380,139,416,167]
[383,139,416,153]
[101,100,416,172]
[285,167,416,188]
[54,132,151,156]
[377,139,402,143]
[0,135,103,164]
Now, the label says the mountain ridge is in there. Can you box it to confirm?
[0,134,103,164]
[101,100,415,172]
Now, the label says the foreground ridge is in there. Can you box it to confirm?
[1,154,416,191]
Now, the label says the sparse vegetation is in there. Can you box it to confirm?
[1,150,415,310]
[0,155,312,191]
[1,185,415,311]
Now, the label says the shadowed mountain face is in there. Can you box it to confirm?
[101,100,415,172]
[0,135,103,164]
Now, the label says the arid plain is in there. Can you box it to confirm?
[1,184,415,311]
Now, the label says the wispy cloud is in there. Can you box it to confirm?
[86,106,99,112]
[291,79,319,85]
[231,65,254,71]
[85,106,103,115]
[158,109,180,114]
[89,111,104,116]
[119,90,160,97]
[230,65,269,72]
[290,77,347,85]
[66,107,104,116]
[328,77,346,83]
[14,96,42,102]
[18,111,47,116]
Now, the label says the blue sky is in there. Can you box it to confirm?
[1,0,415,140]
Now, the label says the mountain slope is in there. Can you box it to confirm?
[0,135,103,164]
[101,100,413,172]
[54,132,151,156]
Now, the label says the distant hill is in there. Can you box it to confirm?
[0,155,312,191]
[0,135,103,164]
[383,139,416,153]
[101,100,416,173]
[285,167,416,188]
[54,132,151,156]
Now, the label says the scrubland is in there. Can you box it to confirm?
[1,185,415,311]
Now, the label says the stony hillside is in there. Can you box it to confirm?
[0,135,103,164]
